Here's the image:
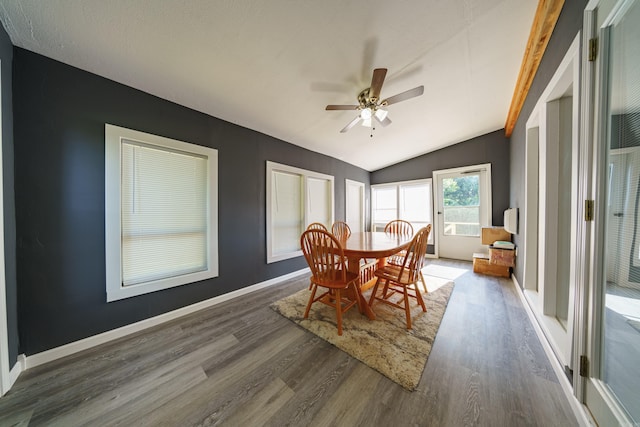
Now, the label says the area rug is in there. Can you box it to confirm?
[271,276,454,391]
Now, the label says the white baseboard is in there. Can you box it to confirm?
[22,268,309,371]
[510,276,595,426]
[9,355,25,385]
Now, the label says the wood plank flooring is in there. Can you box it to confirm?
[0,259,579,426]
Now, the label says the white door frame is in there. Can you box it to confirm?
[522,33,581,373]
[433,163,492,260]
[0,58,10,396]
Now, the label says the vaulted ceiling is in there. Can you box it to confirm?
[0,0,538,171]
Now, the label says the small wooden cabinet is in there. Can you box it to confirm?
[473,253,511,277]
[481,227,511,245]
[473,227,515,278]
[489,246,515,267]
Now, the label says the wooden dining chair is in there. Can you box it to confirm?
[369,225,431,329]
[384,219,428,292]
[307,222,328,231]
[331,221,351,240]
[332,220,378,285]
[301,229,362,335]
[306,224,330,289]
[384,219,414,236]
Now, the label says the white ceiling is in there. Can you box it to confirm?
[0,0,537,171]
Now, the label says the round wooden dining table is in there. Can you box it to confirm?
[341,231,412,262]
[338,231,413,320]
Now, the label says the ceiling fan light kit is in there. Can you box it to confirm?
[325,68,424,134]
[360,107,373,120]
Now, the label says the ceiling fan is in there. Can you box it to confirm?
[326,68,424,133]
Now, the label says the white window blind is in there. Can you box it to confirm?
[121,141,208,286]
[271,170,303,256]
[105,124,218,302]
[306,177,332,226]
[266,161,334,263]
[400,183,433,232]
[372,186,397,230]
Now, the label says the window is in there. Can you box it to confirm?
[371,179,433,243]
[105,124,218,302]
[266,161,333,263]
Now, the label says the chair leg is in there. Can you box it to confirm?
[369,277,382,306]
[351,282,364,314]
[381,280,391,299]
[403,286,412,330]
[335,289,343,335]
[415,284,427,312]
[419,271,428,293]
[304,284,318,319]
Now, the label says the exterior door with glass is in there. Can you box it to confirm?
[434,164,492,260]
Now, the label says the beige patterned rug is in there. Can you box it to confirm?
[271,275,454,391]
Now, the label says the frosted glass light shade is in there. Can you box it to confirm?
[360,107,373,120]
[375,109,388,120]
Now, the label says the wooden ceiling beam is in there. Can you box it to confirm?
[504,0,565,137]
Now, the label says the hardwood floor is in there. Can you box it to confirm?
[0,259,578,426]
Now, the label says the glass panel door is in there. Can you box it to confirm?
[434,165,491,260]
[585,0,640,424]
[600,0,640,418]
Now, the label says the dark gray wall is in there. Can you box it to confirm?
[13,48,369,355]
[509,0,588,285]
[371,129,510,226]
[0,22,18,366]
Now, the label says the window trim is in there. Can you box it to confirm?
[105,124,218,302]
[266,161,334,263]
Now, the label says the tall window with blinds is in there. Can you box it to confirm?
[266,161,334,263]
[105,125,218,301]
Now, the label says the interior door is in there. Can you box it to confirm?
[345,179,365,232]
[584,0,640,425]
[434,165,492,260]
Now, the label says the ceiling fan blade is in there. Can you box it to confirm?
[340,116,362,133]
[381,85,424,106]
[369,68,387,101]
[375,115,392,127]
[326,105,360,110]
